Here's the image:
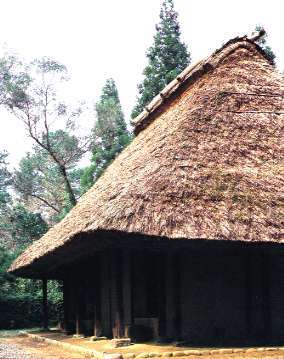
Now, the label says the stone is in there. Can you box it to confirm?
[104,354,123,359]
[162,353,173,357]
[124,354,135,359]
[232,349,244,353]
[110,338,131,348]
[183,350,202,356]
[136,353,149,359]
[245,348,256,353]
[172,352,185,357]
[89,336,107,341]
[209,349,221,355]
[218,349,233,354]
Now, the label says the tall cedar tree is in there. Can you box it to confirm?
[131,0,190,118]
[81,79,131,192]
[254,26,276,64]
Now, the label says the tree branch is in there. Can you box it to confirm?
[29,193,61,213]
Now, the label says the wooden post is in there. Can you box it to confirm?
[262,251,270,340]
[165,253,175,340]
[42,278,48,330]
[68,273,76,334]
[93,257,102,337]
[123,250,132,337]
[110,251,123,338]
[248,249,267,341]
[158,254,166,339]
[63,277,69,333]
[75,279,80,335]
[245,250,252,340]
[75,276,84,336]
[101,251,112,337]
[173,252,181,340]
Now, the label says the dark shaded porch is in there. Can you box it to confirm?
[45,234,284,347]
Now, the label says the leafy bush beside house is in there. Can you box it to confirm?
[0,245,63,329]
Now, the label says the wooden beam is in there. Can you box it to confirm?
[42,278,48,330]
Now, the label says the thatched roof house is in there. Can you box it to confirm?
[9,33,284,346]
[10,33,283,278]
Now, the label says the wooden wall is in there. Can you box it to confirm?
[61,244,284,346]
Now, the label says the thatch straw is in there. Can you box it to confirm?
[9,34,284,277]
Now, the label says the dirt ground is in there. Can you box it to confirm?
[1,336,284,359]
[36,331,195,354]
[0,336,87,359]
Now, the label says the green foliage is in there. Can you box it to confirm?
[0,152,12,246]
[0,55,80,329]
[254,25,276,64]
[80,164,96,194]
[0,54,90,211]
[32,57,67,74]
[0,55,31,109]
[0,151,11,214]
[0,231,62,329]
[81,79,131,192]
[8,205,48,248]
[0,151,60,329]
[14,130,86,221]
[0,245,15,296]
[132,0,190,118]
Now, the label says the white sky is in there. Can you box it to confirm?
[0,0,283,166]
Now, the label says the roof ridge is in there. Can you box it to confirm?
[131,32,272,135]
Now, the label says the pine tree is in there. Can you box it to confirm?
[131,0,190,118]
[81,79,131,192]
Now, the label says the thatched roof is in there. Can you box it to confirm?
[9,34,284,277]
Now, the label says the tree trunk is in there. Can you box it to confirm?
[59,165,77,206]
